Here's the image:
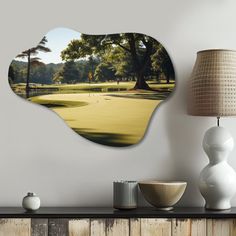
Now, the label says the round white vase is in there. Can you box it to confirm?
[199,126,236,210]
[22,192,40,211]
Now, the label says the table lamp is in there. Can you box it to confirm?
[188,49,236,210]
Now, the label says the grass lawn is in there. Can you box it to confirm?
[17,81,175,146]
[11,81,175,96]
[31,91,162,146]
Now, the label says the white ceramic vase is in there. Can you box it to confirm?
[199,126,236,210]
[22,192,40,211]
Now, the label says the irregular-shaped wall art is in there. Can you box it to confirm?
[8,28,175,147]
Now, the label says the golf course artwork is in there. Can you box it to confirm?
[8,28,175,147]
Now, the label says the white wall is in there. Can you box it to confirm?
[0,0,236,207]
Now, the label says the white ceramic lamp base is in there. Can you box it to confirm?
[199,126,236,210]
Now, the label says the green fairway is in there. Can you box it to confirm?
[31,90,163,146]
[11,81,175,97]
[13,81,175,146]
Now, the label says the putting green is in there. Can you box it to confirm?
[31,92,161,146]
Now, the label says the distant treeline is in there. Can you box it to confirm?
[9,57,174,85]
[9,60,95,85]
[9,36,175,86]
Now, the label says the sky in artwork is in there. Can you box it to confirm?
[17,28,81,64]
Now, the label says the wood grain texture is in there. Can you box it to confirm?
[0,219,31,236]
[130,218,141,236]
[207,219,236,236]
[1,217,236,236]
[48,219,68,236]
[141,218,171,236]
[69,219,90,236]
[90,219,106,236]
[172,219,191,236]
[232,220,236,236]
[172,219,206,236]
[106,219,129,236]
[31,219,48,236]
[191,219,206,236]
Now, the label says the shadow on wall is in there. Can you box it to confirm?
[163,71,210,207]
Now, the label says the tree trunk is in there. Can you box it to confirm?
[133,72,151,90]
[126,34,152,90]
[26,50,31,98]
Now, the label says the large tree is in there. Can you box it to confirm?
[17,36,51,97]
[61,33,161,90]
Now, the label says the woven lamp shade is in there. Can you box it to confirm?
[188,49,236,116]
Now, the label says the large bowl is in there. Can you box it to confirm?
[138,181,187,210]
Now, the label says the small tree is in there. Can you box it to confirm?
[61,60,80,84]
[8,65,15,84]
[52,70,63,84]
[152,46,175,84]
[94,62,115,82]
[16,36,51,97]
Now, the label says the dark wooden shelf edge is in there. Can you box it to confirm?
[0,207,235,218]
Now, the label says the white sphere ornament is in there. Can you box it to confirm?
[199,126,236,210]
[22,192,41,211]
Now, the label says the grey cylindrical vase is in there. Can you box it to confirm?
[113,181,138,210]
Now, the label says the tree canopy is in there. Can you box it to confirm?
[9,33,175,93]
[59,60,80,84]
[61,33,174,89]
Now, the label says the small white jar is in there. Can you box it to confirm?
[22,192,40,211]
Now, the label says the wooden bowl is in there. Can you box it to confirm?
[138,181,187,210]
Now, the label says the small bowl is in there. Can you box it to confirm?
[138,181,187,210]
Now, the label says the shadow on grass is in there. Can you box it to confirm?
[31,100,88,109]
[107,90,172,100]
[73,128,133,147]
[149,81,175,85]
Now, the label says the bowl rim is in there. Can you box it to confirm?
[138,180,187,185]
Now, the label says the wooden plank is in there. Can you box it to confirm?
[130,218,141,236]
[106,218,129,236]
[48,219,68,236]
[69,219,90,236]
[207,219,234,236]
[141,218,171,236]
[90,219,106,236]
[172,219,206,236]
[31,219,48,236]
[232,219,236,236]
[172,219,191,236]
[0,219,31,236]
[191,219,206,236]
